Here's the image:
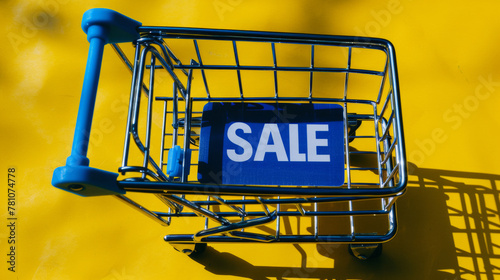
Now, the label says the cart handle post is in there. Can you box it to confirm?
[52,9,141,197]
[68,8,141,166]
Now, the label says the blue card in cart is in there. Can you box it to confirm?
[198,103,345,186]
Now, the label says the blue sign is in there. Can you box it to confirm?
[198,103,345,186]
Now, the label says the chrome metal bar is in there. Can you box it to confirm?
[295,204,306,216]
[118,166,162,181]
[375,57,390,104]
[156,209,393,218]
[314,200,318,240]
[169,64,384,76]
[228,231,275,242]
[181,66,194,182]
[171,83,179,147]
[144,45,187,98]
[155,39,189,76]
[389,87,403,187]
[241,195,246,228]
[381,138,398,166]
[111,43,150,95]
[184,195,386,206]
[382,164,400,188]
[232,41,244,98]
[165,227,397,243]
[193,40,210,98]
[157,95,378,105]
[204,196,210,230]
[380,111,395,142]
[384,196,397,212]
[159,100,168,171]
[115,195,169,226]
[343,104,351,188]
[256,197,270,216]
[111,43,133,71]
[122,46,167,180]
[271,43,278,98]
[373,103,384,187]
[193,211,277,241]
[142,55,156,179]
[142,26,394,51]
[211,195,246,217]
[121,44,142,169]
[381,115,395,187]
[276,196,281,239]
[343,47,352,100]
[119,180,406,196]
[309,45,315,99]
[378,89,393,123]
[163,194,231,225]
[155,194,183,214]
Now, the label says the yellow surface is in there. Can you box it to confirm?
[2,0,500,279]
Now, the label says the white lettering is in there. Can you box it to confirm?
[226,123,332,162]
[226,122,253,162]
[254,124,288,161]
[307,124,330,162]
[289,124,306,162]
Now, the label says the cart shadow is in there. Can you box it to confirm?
[189,163,500,280]
[190,246,340,280]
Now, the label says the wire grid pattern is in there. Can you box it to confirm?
[110,27,406,243]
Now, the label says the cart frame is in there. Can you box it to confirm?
[52,8,407,259]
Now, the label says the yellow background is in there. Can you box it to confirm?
[2,0,500,279]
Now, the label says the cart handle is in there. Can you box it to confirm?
[53,9,141,196]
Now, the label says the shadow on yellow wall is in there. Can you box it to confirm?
[187,164,500,280]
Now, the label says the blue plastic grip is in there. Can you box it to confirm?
[52,166,124,197]
[53,9,142,196]
[66,36,104,167]
[81,8,142,44]
[167,146,184,178]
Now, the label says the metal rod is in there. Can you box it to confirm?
[159,100,168,171]
[119,180,406,196]
[193,40,210,98]
[115,195,169,226]
[373,104,384,187]
[111,43,150,95]
[155,194,183,214]
[156,209,393,218]
[121,44,142,169]
[271,43,278,98]
[163,64,384,76]
[142,55,156,179]
[181,66,194,182]
[309,45,315,99]
[163,194,231,225]
[343,47,352,100]
[232,41,244,98]
[171,83,179,147]
[211,196,246,217]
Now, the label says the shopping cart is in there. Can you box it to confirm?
[52,8,407,260]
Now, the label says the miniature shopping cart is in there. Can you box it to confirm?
[52,8,407,260]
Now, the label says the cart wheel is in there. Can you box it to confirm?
[171,243,207,256]
[348,244,382,260]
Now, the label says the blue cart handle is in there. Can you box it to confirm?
[69,9,141,166]
[53,9,141,196]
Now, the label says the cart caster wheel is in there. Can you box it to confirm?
[348,244,382,260]
[171,243,207,257]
